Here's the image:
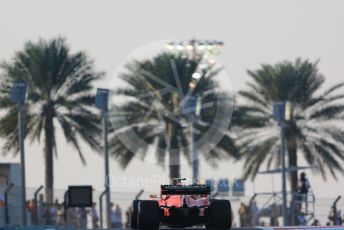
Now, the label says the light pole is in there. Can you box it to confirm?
[182,94,201,183]
[272,101,291,226]
[95,88,111,229]
[10,81,28,225]
[187,74,202,184]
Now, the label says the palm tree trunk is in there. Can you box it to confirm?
[44,115,55,204]
[167,120,180,180]
[168,133,180,180]
[169,155,180,180]
[287,137,298,193]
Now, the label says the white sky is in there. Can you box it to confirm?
[0,0,344,203]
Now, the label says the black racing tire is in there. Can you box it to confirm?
[138,200,160,230]
[206,199,232,229]
[131,200,141,229]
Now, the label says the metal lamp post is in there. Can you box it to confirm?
[95,88,111,229]
[191,101,200,184]
[272,101,291,226]
[182,95,201,184]
[10,81,28,226]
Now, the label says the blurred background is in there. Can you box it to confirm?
[0,0,344,228]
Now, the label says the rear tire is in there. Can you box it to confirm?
[138,200,160,230]
[131,200,141,229]
[206,199,232,229]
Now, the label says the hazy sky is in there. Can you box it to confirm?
[1,0,344,205]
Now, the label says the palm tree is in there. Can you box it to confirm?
[110,52,237,180]
[0,37,103,203]
[237,58,344,193]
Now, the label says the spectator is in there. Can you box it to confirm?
[78,207,88,229]
[270,204,279,226]
[89,202,99,229]
[36,195,44,226]
[125,207,131,228]
[56,204,65,226]
[66,207,77,228]
[259,220,267,226]
[49,199,59,225]
[311,219,320,226]
[238,202,248,227]
[249,200,259,226]
[27,199,36,225]
[111,203,123,229]
[335,210,343,225]
[299,172,311,213]
[328,207,335,225]
[296,212,307,226]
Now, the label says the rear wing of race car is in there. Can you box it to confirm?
[161,185,211,195]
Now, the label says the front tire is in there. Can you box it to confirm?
[206,199,232,229]
[138,200,160,230]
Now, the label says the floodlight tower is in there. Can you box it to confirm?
[166,39,224,183]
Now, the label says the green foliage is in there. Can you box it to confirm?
[237,58,344,183]
[0,37,103,157]
[0,37,103,200]
[110,52,237,177]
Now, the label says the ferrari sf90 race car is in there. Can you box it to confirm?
[130,180,232,230]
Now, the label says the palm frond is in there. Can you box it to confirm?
[237,58,344,185]
[110,51,236,173]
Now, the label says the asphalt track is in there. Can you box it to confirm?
[109,228,344,230]
[114,228,258,230]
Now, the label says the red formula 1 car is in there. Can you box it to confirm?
[130,179,232,230]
